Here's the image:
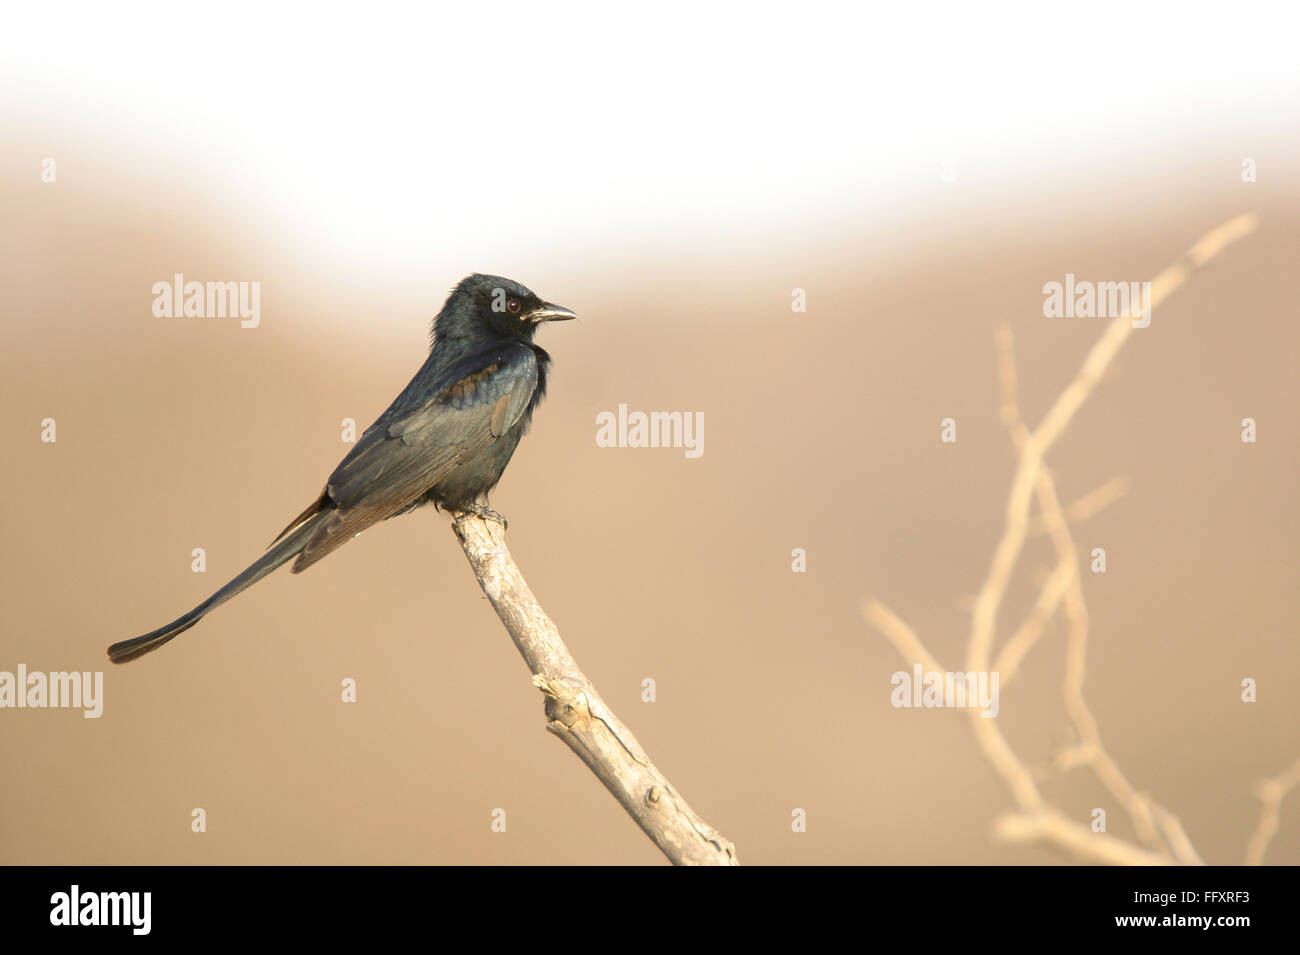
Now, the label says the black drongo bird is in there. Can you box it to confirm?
[107,274,575,664]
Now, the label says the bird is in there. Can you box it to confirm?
[107,273,576,664]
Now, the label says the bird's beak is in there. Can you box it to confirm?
[530,302,578,323]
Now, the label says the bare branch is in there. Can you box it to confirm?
[866,214,1262,865]
[994,560,1071,687]
[967,214,1258,679]
[997,321,1202,861]
[994,809,1169,866]
[865,598,1046,813]
[1028,477,1132,536]
[1244,756,1300,865]
[450,514,738,866]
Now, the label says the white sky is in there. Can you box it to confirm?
[4,1,1297,275]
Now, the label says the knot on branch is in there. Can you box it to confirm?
[533,674,591,728]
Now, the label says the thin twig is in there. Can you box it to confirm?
[1244,756,1300,865]
[993,809,1169,865]
[1028,477,1132,536]
[450,514,738,866]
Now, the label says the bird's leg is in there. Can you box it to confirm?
[454,502,509,530]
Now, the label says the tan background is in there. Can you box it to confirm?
[2,29,1298,865]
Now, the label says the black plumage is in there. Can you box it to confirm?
[107,274,575,663]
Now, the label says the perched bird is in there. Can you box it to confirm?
[107,274,575,664]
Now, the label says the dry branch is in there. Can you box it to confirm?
[450,513,738,866]
[1244,756,1300,866]
[864,213,1289,865]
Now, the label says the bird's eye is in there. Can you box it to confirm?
[507,299,521,314]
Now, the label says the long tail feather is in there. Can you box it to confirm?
[107,504,330,664]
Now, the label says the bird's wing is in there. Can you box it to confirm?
[292,343,539,572]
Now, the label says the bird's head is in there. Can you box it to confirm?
[434,274,576,346]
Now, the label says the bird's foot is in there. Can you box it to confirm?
[454,503,509,530]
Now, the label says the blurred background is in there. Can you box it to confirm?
[1,2,1297,865]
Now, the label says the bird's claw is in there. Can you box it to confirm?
[454,504,509,530]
